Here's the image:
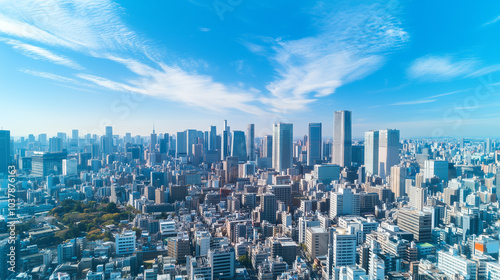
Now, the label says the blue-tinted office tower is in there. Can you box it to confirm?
[231,131,247,163]
[307,123,322,166]
[209,126,217,151]
[49,137,63,152]
[150,128,157,152]
[176,131,187,157]
[186,129,197,157]
[272,123,293,172]
[332,110,352,167]
[0,130,10,175]
[104,126,113,155]
[222,120,230,160]
[262,135,272,158]
[247,124,255,161]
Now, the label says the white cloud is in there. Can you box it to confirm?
[3,38,83,69]
[0,0,263,114]
[199,27,210,32]
[390,99,436,106]
[20,69,80,84]
[255,0,409,112]
[408,55,476,80]
[78,58,265,115]
[482,15,500,26]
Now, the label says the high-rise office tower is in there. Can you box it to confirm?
[105,126,113,155]
[378,129,400,178]
[486,138,491,154]
[272,123,293,172]
[222,120,230,160]
[307,123,322,166]
[364,130,379,176]
[72,129,78,141]
[246,124,255,161]
[231,131,247,162]
[330,187,360,219]
[397,209,432,243]
[49,137,63,152]
[409,186,425,211]
[0,130,10,175]
[332,110,352,167]
[260,193,277,224]
[57,132,67,144]
[125,133,132,144]
[150,127,157,152]
[176,131,187,157]
[209,126,217,151]
[423,160,449,182]
[38,133,47,148]
[262,135,273,158]
[186,129,197,157]
[390,165,407,198]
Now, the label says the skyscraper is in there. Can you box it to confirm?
[390,165,406,198]
[272,123,293,172]
[262,135,273,158]
[222,120,230,160]
[105,126,113,155]
[332,110,352,167]
[364,130,379,176]
[49,137,63,152]
[209,125,217,151]
[186,129,198,157]
[260,193,277,223]
[150,127,157,152]
[378,129,400,178]
[176,131,187,157]
[307,123,322,166]
[330,187,360,219]
[0,130,10,175]
[231,131,247,162]
[246,124,255,161]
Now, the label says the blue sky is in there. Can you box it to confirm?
[1,0,500,138]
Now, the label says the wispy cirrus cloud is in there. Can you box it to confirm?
[482,15,500,26]
[0,0,264,114]
[408,55,500,81]
[3,38,83,69]
[248,0,409,112]
[407,55,477,81]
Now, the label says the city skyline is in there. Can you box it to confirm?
[1,1,500,137]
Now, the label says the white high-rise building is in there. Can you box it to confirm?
[272,123,293,172]
[438,248,477,280]
[330,187,360,219]
[115,231,136,255]
[409,186,426,211]
[195,231,211,257]
[378,129,400,178]
[364,130,379,176]
[332,110,352,167]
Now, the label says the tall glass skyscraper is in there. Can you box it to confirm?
[272,123,293,172]
[209,125,217,151]
[246,124,255,161]
[332,110,352,167]
[0,130,10,175]
[378,129,400,178]
[307,123,322,166]
[231,131,247,162]
[364,130,379,176]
